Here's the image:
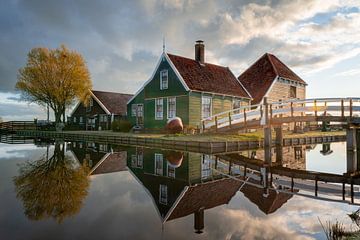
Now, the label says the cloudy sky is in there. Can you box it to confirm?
[1,0,360,121]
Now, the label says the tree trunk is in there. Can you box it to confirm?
[54,110,62,124]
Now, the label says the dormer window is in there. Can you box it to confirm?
[160,70,168,90]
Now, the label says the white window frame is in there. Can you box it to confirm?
[154,153,163,175]
[86,98,93,112]
[167,162,176,178]
[155,98,163,120]
[201,155,212,179]
[201,96,212,119]
[159,184,168,205]
[73,116,77,123]
[232,99,242,114]
[160,70,168,90]
[167,97,176,119]
[79,116,83,123]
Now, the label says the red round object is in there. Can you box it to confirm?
[165,151,184,168]
[165,117,183,134]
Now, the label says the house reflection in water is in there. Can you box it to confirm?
[68,142,128,176]
[126,147,294,233]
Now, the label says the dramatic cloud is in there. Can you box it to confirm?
[0,0,360,119]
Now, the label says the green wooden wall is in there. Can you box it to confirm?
[127,54,251,130]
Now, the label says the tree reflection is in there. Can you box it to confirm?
[14,142,90,223]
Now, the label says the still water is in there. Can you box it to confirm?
[0,136,358,240]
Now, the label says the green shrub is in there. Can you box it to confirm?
[112,120,132,132]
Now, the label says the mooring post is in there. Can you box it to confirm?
[346,127,357,151]
[275,125,283,146]
[263,97,272,164]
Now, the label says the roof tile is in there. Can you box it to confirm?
[167,53,250,98]
[238,53,306,104]
[92,90,133,115]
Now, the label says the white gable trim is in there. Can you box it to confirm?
[69,90,111,116]
[164,53,190,91]
[69,101,82,117]
[228,68,253,99]
[260,75,279,104]
[90,91,111,115]
[127,52,190,105]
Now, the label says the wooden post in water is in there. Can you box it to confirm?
[228,112,232,128]
[215,116,218,132]
[263,97,272,164]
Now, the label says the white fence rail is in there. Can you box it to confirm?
[201,98,360,132]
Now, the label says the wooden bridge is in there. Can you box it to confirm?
[201,97,360,132]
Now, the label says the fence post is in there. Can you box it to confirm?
[291,102,294,118]
[244,108,247,128]
[215,116,218,132]
[314,100,317,117]
[324,101,327,116]
[350,98,353,118]
[228,112,232,128]
[202,121,205,133]
[341,99,344,118]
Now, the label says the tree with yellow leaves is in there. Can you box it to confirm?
[14,142,90,223]
[16,45,92,124]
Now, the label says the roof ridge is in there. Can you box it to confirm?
[91,90,133,95]
[266,53,279,76]
[167,52,228,69]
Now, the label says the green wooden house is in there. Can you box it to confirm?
[127,41,252,130]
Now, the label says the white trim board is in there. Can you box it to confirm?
[70,90,111,116]
[127,52,190,105]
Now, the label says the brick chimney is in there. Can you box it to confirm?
[195,40,205,64]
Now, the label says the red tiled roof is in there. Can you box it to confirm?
[167,178,241,221]
[92,90,133,115]
[238,53,306,104]
[91,152,127,175]
[167,53,251,98]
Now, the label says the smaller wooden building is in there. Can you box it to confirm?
[69,90,133,130]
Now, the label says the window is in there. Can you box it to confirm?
[131,104,137,116]
[79,116,83,123]
[100,115,107,123]
[201,96,212,119]
[167,97,176,119]
[233,99,242,114]
[86,98,93,112]
[290,86,296,98]
[131,149,143,169]
[160,70,168,90]
[159,184,168,205]
[73,117,77,123]
[154,153,163,175]
[201,155,212,179]
[155,98,163,120]
[167,163,176,178]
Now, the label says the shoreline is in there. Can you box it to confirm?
[10,130,347,154]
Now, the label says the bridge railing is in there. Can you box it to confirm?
[270,98,360,119]
[201,98,360,132]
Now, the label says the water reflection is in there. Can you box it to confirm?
[13,142,90,223]
[1,136,360,239]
